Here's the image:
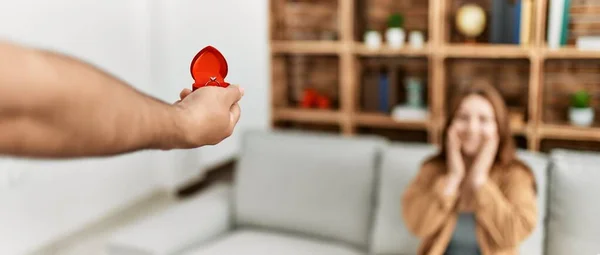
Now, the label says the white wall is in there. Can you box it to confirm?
[0,1,158,254]
[0,0,269,253]
[150,0,270,187]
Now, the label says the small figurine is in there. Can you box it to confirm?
[190,46,230,90]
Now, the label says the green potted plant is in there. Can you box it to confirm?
[386,13,405,48]
[569,89,594,126]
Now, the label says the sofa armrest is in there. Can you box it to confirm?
[106,183,232,255]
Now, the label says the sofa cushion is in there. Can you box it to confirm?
[184,230,364,255]
[369,142,437,255]
[515,150,549,255]
[369,143,549,255]
[106,184,232,255]
[547,149,600,255]
[234,130,386,249]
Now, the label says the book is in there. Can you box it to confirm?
[362,69,381,112]
[576,36,600,50]
[513,0,521,44]
[520,0,533,45]
[490,0,521,44]
[548,0,566,49]
[560,0,572,46]
[490,0,509,43]
[378,73,389,113]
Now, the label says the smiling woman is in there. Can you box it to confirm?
[401,79,538,255]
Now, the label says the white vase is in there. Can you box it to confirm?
[409,31,425,49]
[569,107,595,127]
[385,28,405,49]
[364,30,382,49]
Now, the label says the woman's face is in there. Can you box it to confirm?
[452,94,498,157]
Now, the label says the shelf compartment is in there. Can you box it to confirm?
[273,108,342,124]
[270,0,339,41]
[542,1,600,56]
[445,58,531,119]
[443,0,532,48]
[272,54,340,110]
[358,56,429,114]
[355,0,430,42]
[542,59,600,126]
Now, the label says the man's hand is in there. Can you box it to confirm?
[0,41,245,158]
[173,85,243,148]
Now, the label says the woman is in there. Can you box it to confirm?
[402,80,537,255]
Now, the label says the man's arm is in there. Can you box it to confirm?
[0,41,242,158]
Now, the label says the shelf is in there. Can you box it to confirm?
[509,110,528,135]
[539,124,600,141]
[273,108,341,124]
[354,113,429,130]
[271,41,343,54]
[511,122,528,135]
[353,43,430,57]
[442,44,532,59]
[542,46,600,59]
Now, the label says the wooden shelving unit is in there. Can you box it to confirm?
[353,43,430,57]
[354,113,430,130]
[269,0,600,152]
[542,46,600,59]
[273,108,342,124]
[442,44,532,58]
[271,41,343,54]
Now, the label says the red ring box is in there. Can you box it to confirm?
[190,46,230,90]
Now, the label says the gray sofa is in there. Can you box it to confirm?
[107,129,600,255]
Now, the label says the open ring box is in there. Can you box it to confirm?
[190,46,231,90]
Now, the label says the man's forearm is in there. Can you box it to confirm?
[0,41,183,157]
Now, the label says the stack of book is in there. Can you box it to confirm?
[489,0,535,46]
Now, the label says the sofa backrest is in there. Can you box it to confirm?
[233,130,386,249]
[368,142,437,254]
[546,149,600,255]
[515,150,549,255]
[368,143,549,255]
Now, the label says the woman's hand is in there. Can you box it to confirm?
[444,123,465,196]
[447,122,466,179]
[470,128,499,188]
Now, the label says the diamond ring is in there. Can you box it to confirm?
[204,76,221,86]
